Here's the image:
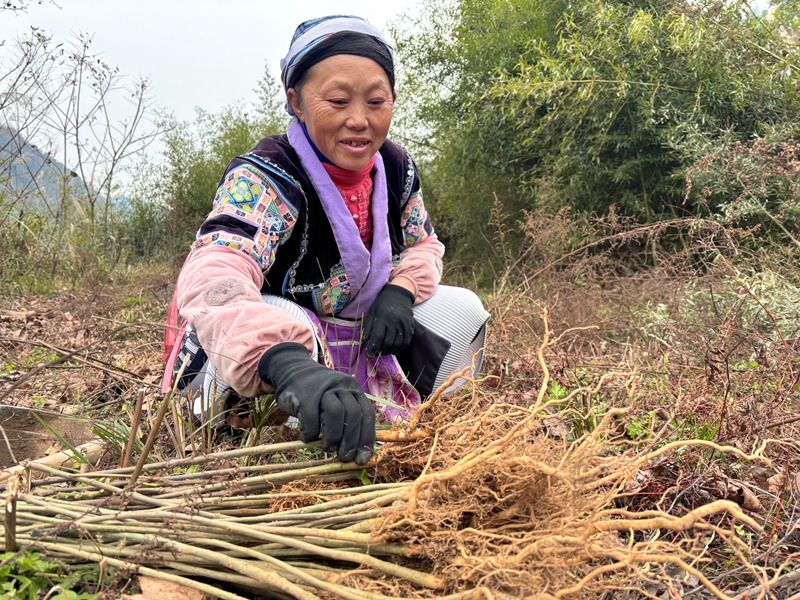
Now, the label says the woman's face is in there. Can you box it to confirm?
[287,54,395,171]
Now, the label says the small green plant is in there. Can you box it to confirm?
[239,393,281,466]
[92,419,137,456]
[673,413,719,443]
[358,469,373,486]
[626,410,663,441]
[546,381,568,402]
[0,550,99,600]
[20,349,60,369]
[626,418,650,441]
[119,296,147,309]
[734,523,754,548]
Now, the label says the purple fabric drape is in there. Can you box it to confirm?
[299,307,421,422]
[287,120,392,319]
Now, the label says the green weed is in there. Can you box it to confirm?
[674,413,719,442]
[626,412,656,441]
[119,296,147,309]
[20,349,60,369]
[0,550,103,600]
[546,381,568,402]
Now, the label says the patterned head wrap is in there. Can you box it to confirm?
[280,15,394,115]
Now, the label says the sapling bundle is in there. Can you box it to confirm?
[1,439,440,600]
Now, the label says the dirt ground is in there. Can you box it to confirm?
[0,268,173,462]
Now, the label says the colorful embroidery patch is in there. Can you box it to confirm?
[195,165,299,269]
[313,261,351,316]
[192,231,258,261]
[400,190,430,247]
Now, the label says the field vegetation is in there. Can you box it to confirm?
[0,0,799,598]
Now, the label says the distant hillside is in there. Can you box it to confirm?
[0,126,84,214]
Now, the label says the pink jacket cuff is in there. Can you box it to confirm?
[390,233,445,303]
[176,246,315,397]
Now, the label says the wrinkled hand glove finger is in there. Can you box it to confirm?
[385,327,406,356]
[400,320,414,352]
[319,391,345,454]
[335,390,364,463]
[295,389,322,444]
[365,321,387,358]
[355,393,377,465]
[362,311,375,342]
[275,390,302,418]
[397,321,412,352]
[407,316,416,341]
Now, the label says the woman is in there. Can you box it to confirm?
[163,16,489,466]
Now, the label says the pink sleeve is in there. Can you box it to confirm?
[177,245,315,398]
[389,188,445,303]
[390,232,445,303]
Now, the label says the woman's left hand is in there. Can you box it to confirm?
[362,283,415,358]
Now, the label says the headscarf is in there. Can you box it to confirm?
[280,15,394,115]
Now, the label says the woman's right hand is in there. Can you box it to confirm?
[258,342,376,465]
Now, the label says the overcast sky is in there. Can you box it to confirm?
[0,0,424,122]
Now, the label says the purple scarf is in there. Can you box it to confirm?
[287,120,392,319]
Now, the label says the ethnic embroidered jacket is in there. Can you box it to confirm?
[174,129,445,397]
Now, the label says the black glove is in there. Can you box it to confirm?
[362,283,415,359]
[258,343,375,465]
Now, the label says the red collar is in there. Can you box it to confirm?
[322,156,375,189]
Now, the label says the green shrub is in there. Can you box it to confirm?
[394,0,800,263]
[154,63,288,249]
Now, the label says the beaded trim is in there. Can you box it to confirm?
[400,151,416,208]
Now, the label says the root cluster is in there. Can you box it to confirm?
[351,318,769,599]
[369,391,764,598]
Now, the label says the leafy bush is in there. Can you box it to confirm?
[154,63,288,249]
[394,0,800,262]
[104,64,288,265]
[686,138,800,236]
[630,268,800,349]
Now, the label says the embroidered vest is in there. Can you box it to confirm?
[204,132,418,318]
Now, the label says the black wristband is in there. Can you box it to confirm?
[258,342,311,385]
[385,283,415,305]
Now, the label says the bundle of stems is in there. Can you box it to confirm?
[1,435,461,600]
